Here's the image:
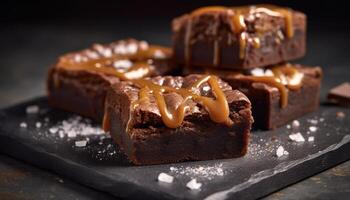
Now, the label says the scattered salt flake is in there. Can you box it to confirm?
[319,118,325,122]
[309,126,317,132]
[154,50,166,59]
[157,173,174,183]
[49,127,58,134]
[186,179,202,190]
[292,120,300,129]
[169,163,224,180]
[26,105,39,114]
[35,122,42,128]
[286,124,291,129]
[75,140,87,147]
[19,122,27,128]
[308,119,318,125]
[289,132,305,142]
[308,136,315,142]
[58,179,64,183]
[276,146,289,157]
[58,130,64,138]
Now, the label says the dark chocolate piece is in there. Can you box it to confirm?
[47,39,176,121]
[328,82,350,107]
[104,74,253,165]
[172,5,306,69]
[184,64,322,130]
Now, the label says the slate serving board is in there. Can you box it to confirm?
[0,97,349,200]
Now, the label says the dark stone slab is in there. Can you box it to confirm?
[0,97,349,200]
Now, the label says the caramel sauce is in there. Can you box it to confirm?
[131,76,233,128]
[239,65,303,107]
[184,5,294,65]
[58,44,171,80]
[192,64,303,108]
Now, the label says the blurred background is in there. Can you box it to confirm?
[0,0,349,106]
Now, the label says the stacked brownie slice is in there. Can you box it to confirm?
[173,5,322,129]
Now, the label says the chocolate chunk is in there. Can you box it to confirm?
[328,82,350,107]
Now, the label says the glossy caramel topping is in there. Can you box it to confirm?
[58,40,171,80]
[193,64,303,108]
[131,76,232,128]
[184,5,294,64]
[241,64,303,107]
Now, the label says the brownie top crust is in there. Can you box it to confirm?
[108,74,251,129]
[55,38,173,80]
[172,4,306,67]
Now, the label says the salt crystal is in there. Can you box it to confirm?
[186,179,202,190]
[26,105,39,114]
[276,146,289,157]
[126,43,138,54]
[308,136,315,142]
[292,120,300,129]
[202,86,211,92]
[309,126,317,132]
[308,119,318,125]
[319,118,325,122]
[67,131,77,138]
[49,127,58,134]
[139,41,149,50]
[113,60,133,71]
[289,132,305,142]
[75,140,87,147]
[58,130,64,138]
[286,124,291,129]
[154,50,166,59]
[276,146,285,157]
[35,122,42,128]
[19,122,27,128]
[157,173,174,183]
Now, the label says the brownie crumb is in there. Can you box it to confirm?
[336,111,345,119]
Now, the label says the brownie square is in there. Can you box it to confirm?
[184,64,322,130]
[172,5,306,70]
[104,74,253,165]
[47,39,176,121]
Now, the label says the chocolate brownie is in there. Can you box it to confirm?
[47,39,176,121]
[328,82,350,107]
[184,64,322,129]
[173,5,306,69]
[104,74,253,165]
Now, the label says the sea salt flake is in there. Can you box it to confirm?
[154,50,166,59]
[19,122,27,128]
[75,140,87,147]
[113,60,133,71]
[157,173,174,183]
[36,122,42,128]
[309,126,317,132]
[186,179,202,190]
[308,119,318,125]
[292,120,300,129]
[26,105,39,114]
[289,132,305,142]
[308,136,315,142]
[286,124,291,129]
[276,146,285,157]
[49,127,58,134]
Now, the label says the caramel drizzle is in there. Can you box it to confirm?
[200,64,303,108]
[239,65,303,107]
[131,76,232,128]
[58,45,171,80]
[184,5,294,64]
